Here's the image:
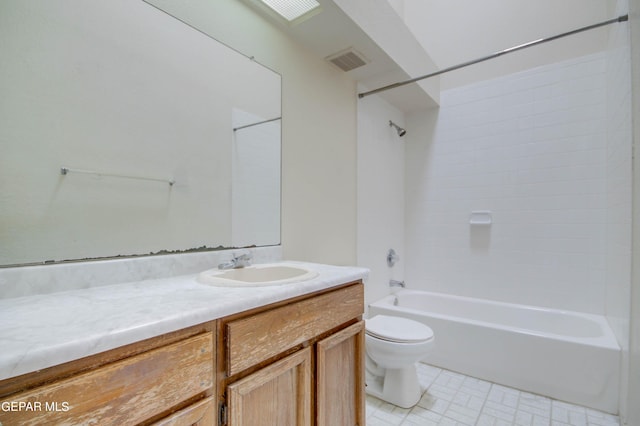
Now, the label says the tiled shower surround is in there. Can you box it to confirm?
[405,52,612,315]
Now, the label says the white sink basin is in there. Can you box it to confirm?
[197,262,319,287]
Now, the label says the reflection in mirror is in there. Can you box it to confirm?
[0,0,281,266]
[232,111,281,248]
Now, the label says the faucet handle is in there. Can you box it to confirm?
[387,249,400,267]
[233,252,252,267]
[235,252,252,261]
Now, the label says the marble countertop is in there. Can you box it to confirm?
[0,261,368,381]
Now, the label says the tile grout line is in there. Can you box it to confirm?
[472,382,494,426]
[367,362,621,426]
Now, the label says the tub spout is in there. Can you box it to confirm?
[389,279,405,288]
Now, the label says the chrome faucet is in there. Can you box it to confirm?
[389,279,405,288]
[218,252,252,270]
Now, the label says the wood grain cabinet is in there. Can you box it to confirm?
[226,347,312,425]
[0,281,365,426]
[316,321,365,426]
[0,328,216,426]
[219,282,365,426]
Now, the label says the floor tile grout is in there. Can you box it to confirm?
[365,362,621,426]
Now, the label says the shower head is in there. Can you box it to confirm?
[389,120,406,137]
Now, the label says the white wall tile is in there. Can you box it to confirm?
[405,52,613,313]
[605,0,633,420]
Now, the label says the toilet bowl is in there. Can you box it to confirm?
[365,314,434,408]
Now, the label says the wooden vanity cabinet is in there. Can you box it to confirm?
[316,320,365,426]
[0,324,217,426]
[217,281,365,426]
[0,281,365,426]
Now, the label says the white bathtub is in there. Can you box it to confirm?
[368,290,620,413]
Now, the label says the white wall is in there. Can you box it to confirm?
[405,53,610,314]
[138,0,364,272]
[356,85,406,307]
[400,0,615,90]
[191,0,359,265]
[146,0,361,266]
[605,0,633,420]
[626,0,640,423]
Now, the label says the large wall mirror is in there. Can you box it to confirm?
[0,0,281,266]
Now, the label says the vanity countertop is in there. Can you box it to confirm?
[0,261,368,381]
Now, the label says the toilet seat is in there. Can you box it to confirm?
[365,315,434,344]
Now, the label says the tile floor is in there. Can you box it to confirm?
[365,363,621,426]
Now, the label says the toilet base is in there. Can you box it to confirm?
[365,362,422,408]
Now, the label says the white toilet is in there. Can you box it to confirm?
[365,315,435,408]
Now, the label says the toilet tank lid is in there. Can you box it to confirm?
[365,315,434,343]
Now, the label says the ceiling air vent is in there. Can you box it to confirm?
[326,48,369,72]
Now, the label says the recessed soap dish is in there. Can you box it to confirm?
[470,211,492,225]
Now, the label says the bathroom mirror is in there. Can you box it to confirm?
[0,0,281,266]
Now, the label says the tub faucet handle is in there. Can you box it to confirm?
[389,279,405,288]
[387,249,400,267]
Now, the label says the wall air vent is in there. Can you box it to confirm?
[325,48,369,72]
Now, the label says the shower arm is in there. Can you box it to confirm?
[358,14,629,99]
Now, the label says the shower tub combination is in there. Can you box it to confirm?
[369,290,620,413]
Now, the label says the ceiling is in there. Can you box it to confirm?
[240,0,621,109]
[240,0,440,112]
[243,0,399,81]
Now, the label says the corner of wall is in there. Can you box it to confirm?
[356,87,406,307]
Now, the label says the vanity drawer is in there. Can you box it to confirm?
[0,332,214,426]
[152,396,216,426]
[226,283,364,376]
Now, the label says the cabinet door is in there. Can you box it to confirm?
[227,347,311,426]
[316,321,365,426]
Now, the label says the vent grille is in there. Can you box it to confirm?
[326,48,368,72]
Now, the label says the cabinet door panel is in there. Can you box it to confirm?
[227,347,311,426]
[316,321,365,426]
